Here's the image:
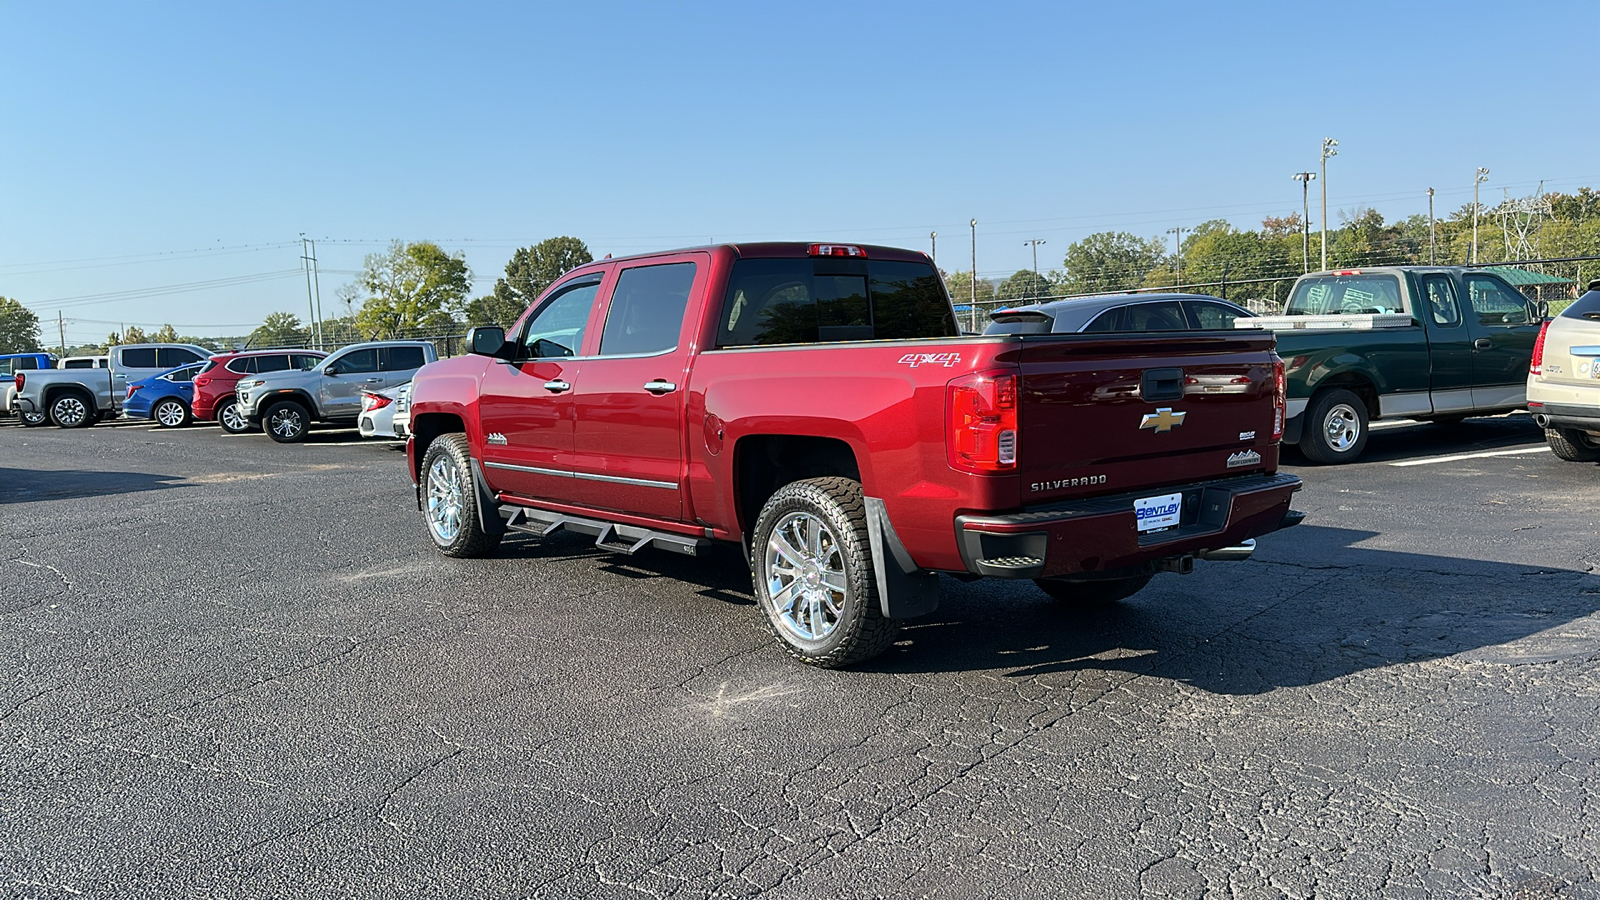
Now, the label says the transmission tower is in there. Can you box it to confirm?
[1497,181,1551,263]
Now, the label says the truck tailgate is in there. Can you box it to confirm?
[1014,332,1280,504]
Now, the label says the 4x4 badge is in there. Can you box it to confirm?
[1139,408,1186,433]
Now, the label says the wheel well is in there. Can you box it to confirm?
[44,385,96,414]
[733,435,861,537]
[411,412,465,481]
[263,392,315,418]
[1312,375,1378,419]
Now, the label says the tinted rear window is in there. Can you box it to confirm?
[717,259,957,347]
[1286,274,1405,315]
[383,346,427,371]
[1561,290,1600,321]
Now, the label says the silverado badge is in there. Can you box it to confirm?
[486,432,508,446]
[1139,408,1186,433]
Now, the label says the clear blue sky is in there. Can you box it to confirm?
[3,0,1596,345]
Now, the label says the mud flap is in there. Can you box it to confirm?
[470,458,507,537]
[864,497,940,620]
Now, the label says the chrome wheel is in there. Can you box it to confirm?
[218,401,249,433]
[1323,402,1361,452]
[51,395,87,427]
[21,411,46,427]
[268,405,304,439]
[155,399,186,427]
[764,511,848,642]
[426,456,465,544]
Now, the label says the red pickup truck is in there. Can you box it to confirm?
[407,242,1303,667]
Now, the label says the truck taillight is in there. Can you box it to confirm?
[12,372,21,391]
[1272,357,1286,441]
[948,371,1018,473]
[1530,320,1550,375]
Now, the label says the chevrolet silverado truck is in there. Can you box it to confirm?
[1235,266,1543,463]
[406,242,1304,667]
[235,340,436,442]
[13,343,213,428]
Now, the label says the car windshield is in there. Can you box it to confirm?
[1286,274,1406,315]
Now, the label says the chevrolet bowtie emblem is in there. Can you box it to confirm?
[1140,408,1186,433]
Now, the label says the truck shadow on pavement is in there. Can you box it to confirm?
[877,524,1600,690]
[1284,413,1545,466]
[0,466,187,504]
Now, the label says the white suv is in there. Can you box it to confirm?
[1528,279,1600,461]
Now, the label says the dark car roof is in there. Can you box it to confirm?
[987,292,1250,334]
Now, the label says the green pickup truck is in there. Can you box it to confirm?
[1236,266,1544,463]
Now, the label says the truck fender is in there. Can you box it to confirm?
[864,497,940,619]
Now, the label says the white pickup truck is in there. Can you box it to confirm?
[13,343,214,428]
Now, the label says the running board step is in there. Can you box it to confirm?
[501,506,709,557]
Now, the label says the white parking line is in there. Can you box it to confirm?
[1389,446,1552,467]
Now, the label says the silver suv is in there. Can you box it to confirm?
[1528,280,1600,461]
[236,341,436,443]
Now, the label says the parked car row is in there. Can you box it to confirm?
[9,340,436,445]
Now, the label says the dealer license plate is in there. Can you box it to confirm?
[1134,492,1182,533]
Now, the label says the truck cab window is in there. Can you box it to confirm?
[519,280,601,358]
[1419,275,1461,327]
[1464,275,1532,326]
[333,348,379,373]
[599,263,697,356]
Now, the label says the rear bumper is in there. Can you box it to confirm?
[955,472,1303,579]
[1528,401,1600,432]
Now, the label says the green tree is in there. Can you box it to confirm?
[466,236,594,329]
[351,240,472,339]
[151,324,179,343]
[122,325,149,344]
[249,312,309,348]
[1061,232,1167,294]
[0,297,42,353]
[995,269,1054,304]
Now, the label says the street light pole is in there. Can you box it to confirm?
[1427,188,1436,264]
[969,218,978,332]
[1023,238,1046,299]
[1293,172,1315,273]
[1472,167,1490,264]
[1166,227,1186,289]
[929,231,937,267]
[1319,137,1338,271]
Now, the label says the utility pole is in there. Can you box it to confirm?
[1472,167,1490,264]
[1427,188,1436,264]
[1293,172,1315,273]
[1320,137,1338,271]
[300,234,318,349]
[969,219,978,332]
[1023,238,1046,299]
[57,311,65,356]
[929,231,937,267]
[309,239,324,349]
[1166,227,1186,289]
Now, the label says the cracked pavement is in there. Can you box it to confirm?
[1,414,1597,898]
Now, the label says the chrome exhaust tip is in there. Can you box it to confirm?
[1197,539,1256,562]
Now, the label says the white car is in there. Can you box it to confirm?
[1528,279,1600,461]
[357,383,410,439]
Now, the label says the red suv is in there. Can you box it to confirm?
[194,349,326,433]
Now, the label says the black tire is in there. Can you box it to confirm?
[1545,427,1600,463]
[419,433,501,558]
[152,398,190,428]
[1299,388,1369,464]
[216,398,253,434]
[1034,572,1154,609]
[49,391,94,429]
[750,476,899,668]
[20,410,47,427]
[263,400,310,443]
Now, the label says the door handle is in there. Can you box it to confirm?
[1473,338,1493,350]
[644,380,677,395]
[363,377,382,383]
[544,379,571,393]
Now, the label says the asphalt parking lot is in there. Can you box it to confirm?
[2,414,1597,899]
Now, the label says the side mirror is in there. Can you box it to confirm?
[468,326,507,358]
[324,363,341,376]
[1537,300,1550,320]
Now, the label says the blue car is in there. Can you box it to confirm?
[124,362,204,428]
